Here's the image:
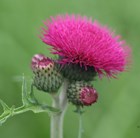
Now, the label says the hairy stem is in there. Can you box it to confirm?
[13,106,30,115]
[78,113,83,138]
[50,79,69,138]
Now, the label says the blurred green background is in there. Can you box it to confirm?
[0,0,140,138]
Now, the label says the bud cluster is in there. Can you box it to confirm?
[31,54,98,107]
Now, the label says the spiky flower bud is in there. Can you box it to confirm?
[31,54,63,93]
[67,81,98,106]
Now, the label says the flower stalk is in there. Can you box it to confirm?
[51,79,69,138]
[78,113,83,138]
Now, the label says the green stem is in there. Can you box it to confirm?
[13,106,30,115]
[78,113,83,138]
[0,105,31,125]
[50,79,69,138]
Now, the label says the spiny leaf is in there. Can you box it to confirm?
[0,115,10,126]
[0,100,15,125]
[22,75,38,105]
[0,74,61,125]
[0,99,10,112]
[27,84,38,104]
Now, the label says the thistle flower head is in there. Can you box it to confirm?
[80,87,98,106]
[67,81,98,106]
[31,54,63,93]
[42,15,131,78]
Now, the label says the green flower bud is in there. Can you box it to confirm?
[31,54,63,93]
[67,81,98,106]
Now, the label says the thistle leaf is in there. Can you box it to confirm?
[27,84,38,104]
[0,99,10,112]
[0,100,15,125]
[0,74,60,125]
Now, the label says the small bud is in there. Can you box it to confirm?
[67,81,98,106]
[31,54,63,93]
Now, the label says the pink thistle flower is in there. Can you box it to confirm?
[41,15,131,78]
[67,81,98,106]
[79,87,98,106]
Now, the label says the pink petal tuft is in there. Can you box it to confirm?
[41,14,131,78]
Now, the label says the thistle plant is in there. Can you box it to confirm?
[0,14,131,138]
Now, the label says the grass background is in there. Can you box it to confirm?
[0,0,140,138]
